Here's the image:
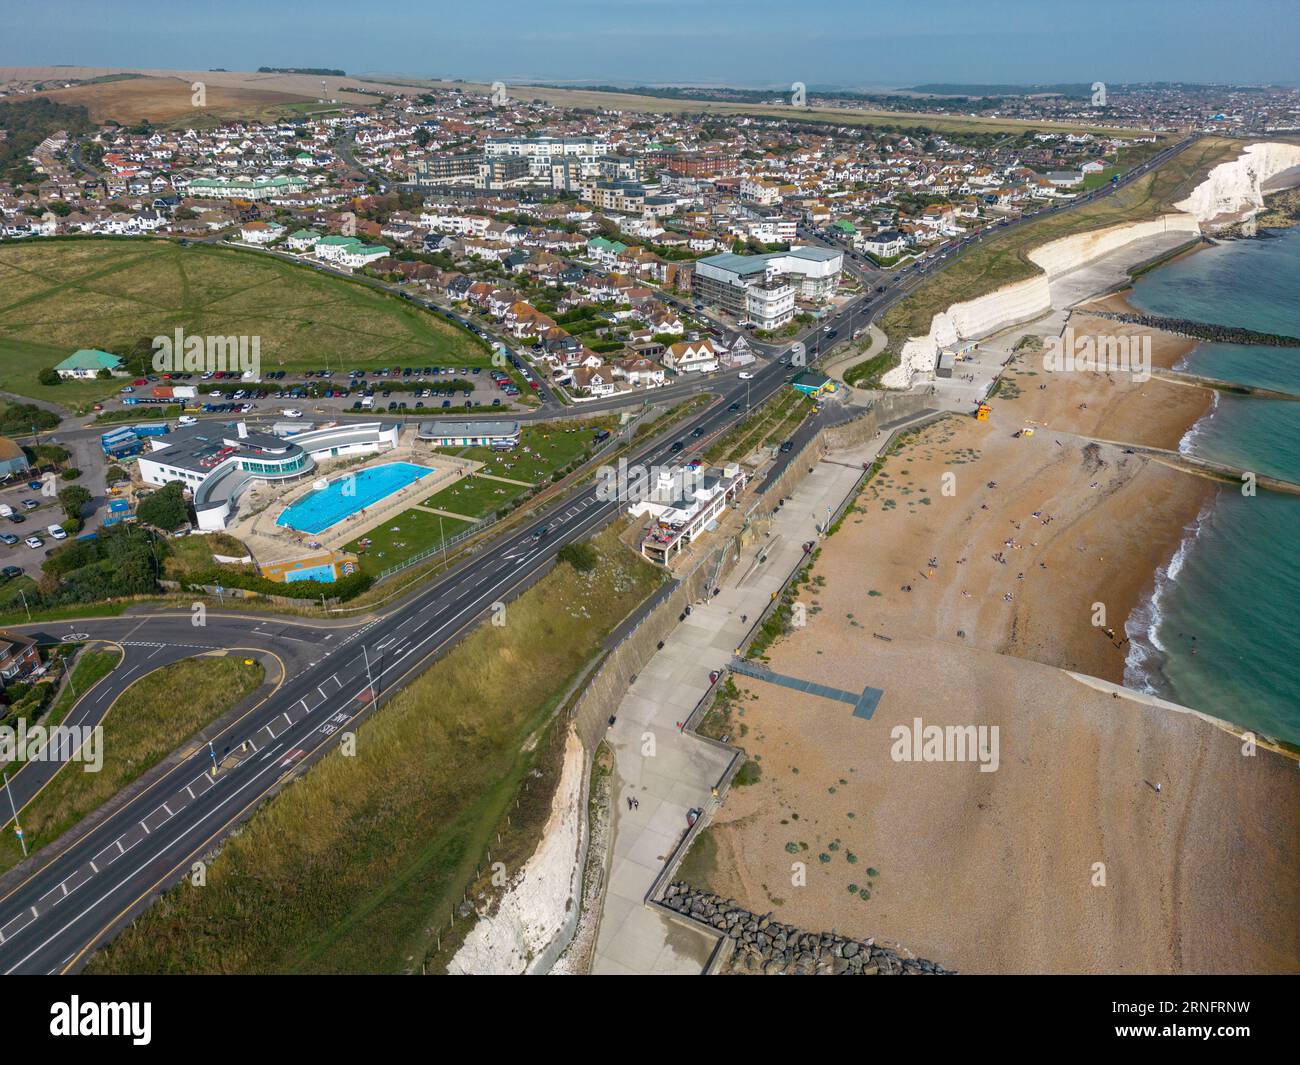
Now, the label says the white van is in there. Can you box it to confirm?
[47,523,67,540]
[177,415,197,427]
[0,504,12,518]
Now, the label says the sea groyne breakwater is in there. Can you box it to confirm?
[1083,310,1300,348]
[661,884,954,975]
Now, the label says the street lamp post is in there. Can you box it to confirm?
[4,771,26,857]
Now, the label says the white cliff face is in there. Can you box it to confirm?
[447,727,586,975]
[1175,141,1300,225]
[882,141,1299,389]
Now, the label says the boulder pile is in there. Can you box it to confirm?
[661,883,954,975]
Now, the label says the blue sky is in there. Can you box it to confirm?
[4,0,1297,87]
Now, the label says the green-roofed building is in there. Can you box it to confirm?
[186,174,309,201]
[54,348,124,380]
[790,369,836,398]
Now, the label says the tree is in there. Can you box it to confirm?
[58,485,92,522]
[37,366,61,386]
[136,481,189,531]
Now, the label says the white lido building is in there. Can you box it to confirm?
[137,420,399,530]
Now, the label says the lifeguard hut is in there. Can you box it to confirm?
[974,403,992,421]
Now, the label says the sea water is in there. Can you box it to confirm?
[1123,225,1300,744]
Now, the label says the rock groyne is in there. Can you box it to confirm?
[1084,310,1300,348]
[662,883,955,975]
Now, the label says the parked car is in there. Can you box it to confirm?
[1,565,22,578]
[20,499,38,510]
[0,534,18,546]
[47,524,67,540]
[282,409,303,418]
[738,371,754,380]
[24,536,44,549]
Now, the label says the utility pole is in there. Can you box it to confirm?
[4,772,27,857]
[438,514,448,570]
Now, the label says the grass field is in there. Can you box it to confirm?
[422,474,528,520]
[345,508,475,576]
[873,136,1247,354]
[86,523,663,974]
[435,418,617,485]
[0,655,264,877]
[0,238,490,404]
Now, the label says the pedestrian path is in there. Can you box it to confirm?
[590,438,888,975]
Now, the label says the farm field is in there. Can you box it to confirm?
[428,81,1146,138]
[0,238,490,404]
[30,75,320,125]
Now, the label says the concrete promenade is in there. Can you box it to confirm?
[590,437,889,974]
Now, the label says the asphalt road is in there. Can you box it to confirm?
[0,133,1202,974]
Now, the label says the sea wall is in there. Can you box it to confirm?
[1175,141,1300,225]
[883,139,1300,390]
[883,213,1200,389]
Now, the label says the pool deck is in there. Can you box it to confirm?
[228,435,484,569]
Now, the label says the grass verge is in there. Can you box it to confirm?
[86,523,663,974]
[0,655,263,877]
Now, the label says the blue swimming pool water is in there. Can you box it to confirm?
[285,563,336,583]
[276,461,435,534]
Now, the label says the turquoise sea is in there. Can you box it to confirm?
[1123,225,1300,744]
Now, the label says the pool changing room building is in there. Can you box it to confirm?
[136,420,399,531]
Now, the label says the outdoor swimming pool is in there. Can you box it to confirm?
[276,462,435,535]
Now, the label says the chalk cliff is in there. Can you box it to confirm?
[881,141,1300,390]
[1175,140,1300,225]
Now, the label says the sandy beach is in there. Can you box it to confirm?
[680,260,1300,973]
[694,637,1299,973]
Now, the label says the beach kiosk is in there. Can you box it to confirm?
[975,403,992,421]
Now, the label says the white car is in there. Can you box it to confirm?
[738,372,754,380]
[177,415,197,426]
[46,524,67,540]
[282,409,303,418]
[24,536,44,549]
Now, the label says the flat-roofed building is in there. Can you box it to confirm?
[416,419,521,449]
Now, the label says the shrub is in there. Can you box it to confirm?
[135,481,188,531]
[37,367,61,386]
[557,541,598,572]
